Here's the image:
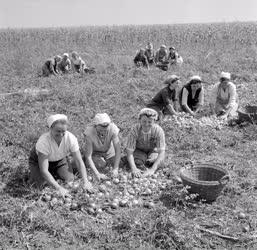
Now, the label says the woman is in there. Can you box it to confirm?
[210,72,238,119]
[71,51,86,73]
[180,75,204,116]
[83,113,121,181]
[126,108,165,178]
[168,46,183,66]
[58,53,71,74]
[134,48,149,69]
[155,45,169,71]
[42,55,62,77]
[145,42,155,65]
[147,75,181,119]
[28,114,93,197]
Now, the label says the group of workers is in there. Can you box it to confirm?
[42,51,95,77]
[147,71,238,120]
[134,43,183,71]
[28,70,238,197]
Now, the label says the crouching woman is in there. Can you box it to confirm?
[83,113,121,181]
[210,72,239,119]
[28,114,93,197]
[126,108,165,177]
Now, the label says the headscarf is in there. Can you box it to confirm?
[47,114,68,128]
[138,108,158,120]
[220,72,231,80]
[93,113,111,125]
[164,75,180,85]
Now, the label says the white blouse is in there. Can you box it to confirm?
[36,131,79,161]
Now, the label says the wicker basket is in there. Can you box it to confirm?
[238,105,257,124]
[180,164,229,202]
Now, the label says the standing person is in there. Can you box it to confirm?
[58,53,71,74]
[147,75,181,120]
[145,42,155,65]
[210,72,239,119]
[180,76,204,116]
[126,108,165,178]
[42,55,62,77]
[83,113,121,181]
[155,45,169,71]
[134,48,149,69]
[168,47,183,66]
[28,114,93,196]
[71,51,86,73]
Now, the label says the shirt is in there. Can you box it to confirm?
[126,123,166,153]
[71,57,86,67]
[181,86,204,107]
[155,49,168,62]
[134,52,149,66]
[84,123,119,156]
[45,58,57,73]
[210,82,237,107]
[36,131,79,162]
[58,59,71,70]
[150,86,179,108]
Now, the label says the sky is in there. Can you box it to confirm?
[1,0,257,28]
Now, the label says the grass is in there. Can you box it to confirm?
[1,21,257,249]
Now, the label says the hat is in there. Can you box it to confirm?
[54,55,62,61]
[138,108,158,120]
[93,113,111,125]
[71,51,78,57]
[164,75,180,84]
[146,43,153,49]
[169,46,175,50]
[47,114,68,128]
[220,72,231,80]
[190,75,202,82]
[63,53,69,57]
[160,44,167,49]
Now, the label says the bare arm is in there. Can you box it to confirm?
[148,149,165,173]
[38,152,64,192]
[112,136,121,171]
[126,149,142,177]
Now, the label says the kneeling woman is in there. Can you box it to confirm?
[126,108,165,177]
[28,114,93,197]
[180,75,204,116]
[147,75,181,119]
[210,72,238,119]
[83,113,121,181]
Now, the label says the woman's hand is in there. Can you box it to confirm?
[96,173,109,181]
[57,186,71,198]
[112,168,119,178]
[83,181,94,194]
[132,167,142,178]
[142,168,155,177]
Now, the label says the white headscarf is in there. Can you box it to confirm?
[93,113,111,125]
[47,114,68,128]
[138,108,158,120]
[220,72,231,80]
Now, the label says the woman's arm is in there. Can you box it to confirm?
[181,88,195,115]
[112,136,121,176]
[144,150,165,176]
[38,152,69,196]
[126,149,142,177]
[71,150,93,191]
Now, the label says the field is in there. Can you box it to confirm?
[1,22,257,249]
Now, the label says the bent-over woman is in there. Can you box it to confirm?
[83,113,121,181]
[210,72,238,119]
[42,55,62,77]
[28,114,93,197]
[147,75,181,119]
[180,75,204,116]
[126,108,165,178]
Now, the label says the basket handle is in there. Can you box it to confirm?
[219,175,230,185]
